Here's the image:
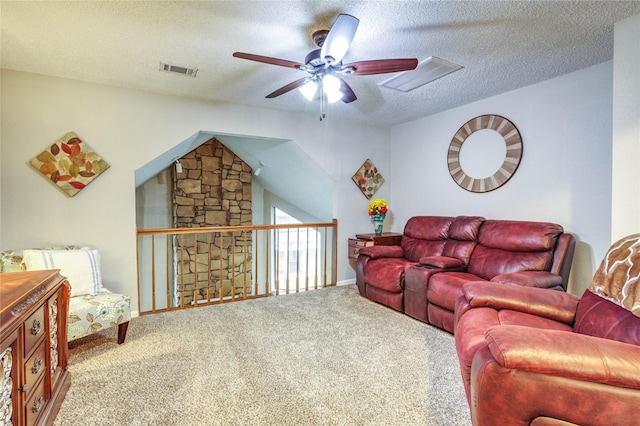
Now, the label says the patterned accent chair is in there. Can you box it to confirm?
[1,247,130,344]
[454,234,640,425]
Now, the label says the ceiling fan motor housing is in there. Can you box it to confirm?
[312,30,329,48]
[305,49,325,68]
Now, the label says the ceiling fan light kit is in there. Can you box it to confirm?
[299,80,318,101]
[232,13,419,121]
[322,75,343,103]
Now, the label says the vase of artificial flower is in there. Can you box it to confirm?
[372,214,386,235]
[368,198,388,236]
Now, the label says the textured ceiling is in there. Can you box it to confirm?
[2,1,639,128]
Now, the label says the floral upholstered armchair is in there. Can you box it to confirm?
[1,247,130,344]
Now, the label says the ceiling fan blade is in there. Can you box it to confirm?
[344,58,418,76]
[233,52,303,69]
[339,78,357,103]
[320,14,359,64]
[265,77,309,98]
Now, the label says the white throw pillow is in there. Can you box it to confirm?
[22,248,103,297]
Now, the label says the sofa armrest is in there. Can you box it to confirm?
[485,325,640,388]
[462,281,580,324]
[490,271,563,289]
[357,245,404,259]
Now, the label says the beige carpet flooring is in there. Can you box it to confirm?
[53,285,471,426]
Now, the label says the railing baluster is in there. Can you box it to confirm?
[275,230,280,296]
[323,228,328,288]
[166,235,170,310]
[219,231,224,302]
[265,229,270,297]
[331,218,338,293]
[193,233,198,306]
[179,234,185,309]
[242,231,246,299]
[315,227,319,290]
[231,232,236,302]
[295,228,300,293]
[206,232,212,304]
[255,230,259,298]
[151,234,156,312]
[286,229,290,294]
[305,228,310,292]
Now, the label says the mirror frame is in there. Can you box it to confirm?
[447,115,523,193]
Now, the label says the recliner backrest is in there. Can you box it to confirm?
[467,220,564,280]
[401,216,453,262]
[442,216,485,265]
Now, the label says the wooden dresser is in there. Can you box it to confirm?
[1,270,71,426]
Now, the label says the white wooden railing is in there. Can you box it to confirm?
[136,219,338,315]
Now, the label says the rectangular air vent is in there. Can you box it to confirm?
[159,62,198,77]
[379,56,462,92]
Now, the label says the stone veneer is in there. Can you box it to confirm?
[173,138,253,304]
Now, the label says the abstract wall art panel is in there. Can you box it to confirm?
[352,158,385,199]
[30,132,110,197]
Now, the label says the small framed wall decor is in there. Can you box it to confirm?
[30,132,110,197]
[352,158,385,199]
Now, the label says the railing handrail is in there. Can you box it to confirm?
[137,220,337,236]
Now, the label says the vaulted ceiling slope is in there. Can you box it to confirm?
[2,1,639,128]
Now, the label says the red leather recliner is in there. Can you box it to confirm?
[426,220,575,333]
[454,234,640,426]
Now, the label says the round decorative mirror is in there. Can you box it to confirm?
[447,115,523,193]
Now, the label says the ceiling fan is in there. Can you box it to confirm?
[233,14,418,120]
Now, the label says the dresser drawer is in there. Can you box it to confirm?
[24,342,46,396]
[24,373,46,426]
[348,238,374,260]
[23,306,46,357]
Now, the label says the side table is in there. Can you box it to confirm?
[348,232,403,260]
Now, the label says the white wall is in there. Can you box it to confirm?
[390,62,614,295]
[612,13,640,241]
[0,70,390,309]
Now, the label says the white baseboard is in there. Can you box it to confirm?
[337,278,356,286]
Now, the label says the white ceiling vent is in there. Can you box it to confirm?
[159,62,198,77]
[379,56,462,92]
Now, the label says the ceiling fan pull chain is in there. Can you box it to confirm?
[320,79,326,121]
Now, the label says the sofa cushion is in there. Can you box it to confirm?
[588,233,640,317]
[467,245,555,280]
[401,216,453,262]
[23,248,103,297]
[441,216,485,265]
[449,216,485,241]
[477,220,563,252]
[68,291,131,341]
[363,258,415,293]
[467,221,562,280]
[574,289,640,346]
[427,271,482,310]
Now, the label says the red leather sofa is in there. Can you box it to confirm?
[355,216,576,333]
[454,232,640,425]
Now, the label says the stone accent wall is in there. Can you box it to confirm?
[173,138,253,304]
